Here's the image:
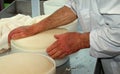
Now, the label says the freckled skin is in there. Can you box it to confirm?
[47,32,90,59]
[8,6,90,59]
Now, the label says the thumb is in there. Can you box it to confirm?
[54,34,61,39]
[54,33,66,39]
[8,33,12,47]
[54,34,62,39]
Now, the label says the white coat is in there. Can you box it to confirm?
[65,0,120,74]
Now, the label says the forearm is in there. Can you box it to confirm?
[31,6,77,34]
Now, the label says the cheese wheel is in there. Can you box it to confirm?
[0,53,55,74]
[12,28,68,51]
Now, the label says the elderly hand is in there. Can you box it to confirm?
[47,32,90,59]
[8,25,36,44]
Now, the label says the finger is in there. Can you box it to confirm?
[57,53,67,59]
[8,34,12,45]
[11,32,26,40]
[47,41,59,52]
[8,29,20,44]
[47,48,57,56]
[8,34,18,47]
[8,32,26,46]
[8,32,14,45]
[51,50,63,59]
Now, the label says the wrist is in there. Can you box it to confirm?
[80,32,90,48]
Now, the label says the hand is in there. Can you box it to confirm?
[46,32,90,59]
[8,26,36,44]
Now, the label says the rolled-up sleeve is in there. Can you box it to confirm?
[64,0,77,14]
[64,0,73,8]
[90,21,120,58]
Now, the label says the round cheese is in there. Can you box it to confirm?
[0,53,55,74]
[12,28,68,51]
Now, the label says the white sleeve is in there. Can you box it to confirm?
[64,0,73,8]
[90,24,120,58]
[64,0,77,14]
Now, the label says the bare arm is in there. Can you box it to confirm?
[8,6,90,59]
[31,6,77,33]
[8,6,77,42]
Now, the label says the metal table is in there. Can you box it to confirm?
[0,0,45,18]
[0,0,4,11]
[56,59,71,74]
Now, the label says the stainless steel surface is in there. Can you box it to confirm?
[31,0,40,17]
[0,0,45,18]
[0,0,4,11]
[0,1,16,18]
[69,49,96,74]
[56,58,71,74]
[0,0,31,18]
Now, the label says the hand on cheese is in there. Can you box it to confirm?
[12,28,68,51]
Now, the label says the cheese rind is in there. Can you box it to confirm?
[0,53,55,74]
